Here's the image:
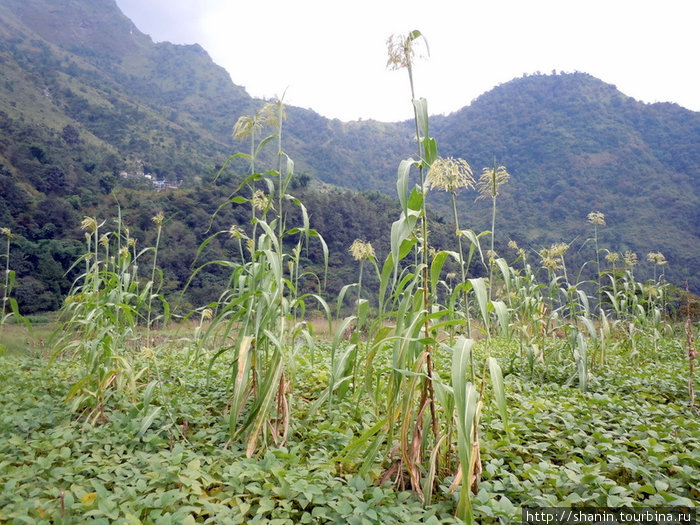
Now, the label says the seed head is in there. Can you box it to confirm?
[251,190,272,212]
[587,211,606,226]
[427,157,474,193]
[605,252,620,264]
[540,254,563,272]
[152,211,164,227]
[646,251,667,266]
[233,100,284,141]
[623,250,638,268]
[539,242,567,271]
[228,225,246,239]
[260,100,284,129]
[232,115,255,141]
[476,164,510,200]
[81,216,98,233]
[0,227,11,239]
[643,283,659,298]
[349,239,375,262]
[548,242,569,258]
[99,233,109,248]
[386,33,417,71]
[508,240,519,250]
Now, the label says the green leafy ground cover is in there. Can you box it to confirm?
[0,335,697,524]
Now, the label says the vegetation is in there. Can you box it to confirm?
[0,2,698,522]
[0,0,698,310]
[1,332,697,522]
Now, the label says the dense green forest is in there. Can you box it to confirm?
[0,0,698,315]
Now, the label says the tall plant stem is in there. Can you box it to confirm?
[146,217,163,346]
[450,192,472,337]
[488,194,497,301]
[477,159,509,303]
[1,233,9,319]
[405,42,439,445]
[0,230,12,344]
[274,98,289,439]
[685,282,699,414]
[594,224,602,313]
[352,259,365,397]
[276,99,285,244]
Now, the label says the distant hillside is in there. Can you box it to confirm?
[432,73,699,286]
[0,0,697,313]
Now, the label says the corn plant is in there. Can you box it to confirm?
[190,98,329,456]
[347,239,377,396]
[337,33,513,518]
[50,211,167,424]
[444,336,510,524]
[426,157,476,336]
[0,227,27,352]
[450,337,480,523]
[382,31,442,496]
[587,211,606,312]
[476,160,510,301]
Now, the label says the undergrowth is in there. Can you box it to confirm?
[1,335,697,523]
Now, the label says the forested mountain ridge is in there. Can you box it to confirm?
[0,0,698,313]
[431,73,699,276]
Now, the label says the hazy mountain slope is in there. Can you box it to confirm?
[0,0,253,177]
[430,73,699,287]
[0,0,697,304]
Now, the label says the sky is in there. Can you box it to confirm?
[114,0,700,122]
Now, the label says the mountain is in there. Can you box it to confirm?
[432,73,699,279]
[0,0,698,313]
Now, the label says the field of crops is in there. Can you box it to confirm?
[0,331,697,523]
[1,31,698,524]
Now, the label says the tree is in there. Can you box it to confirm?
[61,124,81,145]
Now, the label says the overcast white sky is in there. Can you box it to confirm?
[114,0,699,122]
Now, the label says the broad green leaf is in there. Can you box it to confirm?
[412,98,429,140]
[469,278,490,335]
[422,136,437,166]
[430,250,450,295]
[487,357,510,438]
[406,186,423,213]
[494,258,511,293]
[396,158,414,215]
[136,406,162,439]
[491,300,509,336]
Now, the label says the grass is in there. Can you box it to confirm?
[0,333,697,523]
[0,321,53,356]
